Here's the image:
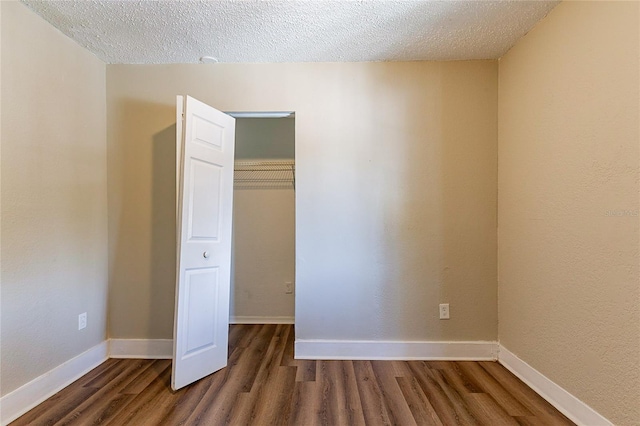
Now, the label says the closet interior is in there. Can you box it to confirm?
[230,115,296,324]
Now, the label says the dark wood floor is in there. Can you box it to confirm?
[12,324,574,425]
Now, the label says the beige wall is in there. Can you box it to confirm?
[235,117,295,159]
[498,2,640,424]
[232,189,295,320]
[107,61,498,342]
[0,1,107,396]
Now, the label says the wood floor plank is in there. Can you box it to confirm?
[288,381,321,426]
[155,374,218,426]
[478,361,575,425]
[55,359,154,425]
[10,325,575,426]
[227,322,246,351]
[435,362,483,394]
[183,333,256,425]
[513,415,558,425]
[181,371,234,425]
[271,324,292,368]
[118,359,170,395]
[295,359,317,382]
[462,393,521,426]
[425,361,458,371]
[397,376,444,426]
[185,320,270,426]
[281,325,317,383]
[236,324,278,393]
[280,323,297,367]
[389,360,414,378]
[314,361,343,425]
[320,361,365,426]
[353,360,393,425]
[10,386,98,426]
[407,361,476,425]
[101,363,173,426]
[82,360,133,389]
[456,361,532,417]
[230,324,261,350]
[429,367,482,425]
[223,392,254,425]
[249,366,297,425]
[62,393,135,425]
[281,326,316,382]
[74,358,120,388]
[191,324,288,425]
[229,324,291,425]
[370,360,418,426]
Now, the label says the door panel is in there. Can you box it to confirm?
[172,95,235,390]
[183,268,219,356]
[188,160,222,240]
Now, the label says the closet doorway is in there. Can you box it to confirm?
[228,112,295,325]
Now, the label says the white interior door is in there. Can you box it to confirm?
[172,95,236,390]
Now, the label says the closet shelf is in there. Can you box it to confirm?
[234,160,295,189]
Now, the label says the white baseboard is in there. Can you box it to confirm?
[108,339,173,359]
[295,339,498,360]
[0,341,108,426]
[230,316,294,324]
[498,345,611,426]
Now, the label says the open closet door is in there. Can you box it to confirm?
[172,95,236,390]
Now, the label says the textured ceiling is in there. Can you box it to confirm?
[22,0,559,64]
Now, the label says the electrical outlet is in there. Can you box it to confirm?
[285,281,294,294]
[78,312,87,330]
[439,304,450,320]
